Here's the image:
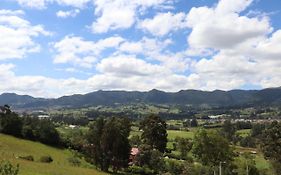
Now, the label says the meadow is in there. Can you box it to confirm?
[0,134,107,175]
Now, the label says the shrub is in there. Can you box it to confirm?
[126,165,154,175]
[39,156,53,163]
[0,160,19,175]
[18,155,34,161]
[67,157,81,167]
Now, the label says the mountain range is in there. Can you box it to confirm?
[0,87,281,109]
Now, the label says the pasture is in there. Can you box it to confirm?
[0,134,107,175]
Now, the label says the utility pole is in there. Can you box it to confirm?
[219,162,222,175]
[219,161,226,175]
[246,159,249,175]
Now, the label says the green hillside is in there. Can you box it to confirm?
[0,134,107,175]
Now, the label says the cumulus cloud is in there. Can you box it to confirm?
[119,37,190,72]
[138,12,188,36]
[15,0,91,9]
[91,0,175,33]
[0,9,51,60]
[96,55,168,77]
[56,9,80,18]
[186,0,272,51]
[53,35,125,68]
[180,0,281,90]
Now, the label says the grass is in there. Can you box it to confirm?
[236,129,251,138]
[234,146,274,174]
[0,134,107,175]
[167,130,194,140]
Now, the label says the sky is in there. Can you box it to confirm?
[0,0,281,98]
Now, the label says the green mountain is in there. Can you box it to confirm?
[0,87,281,109]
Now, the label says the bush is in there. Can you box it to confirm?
[67,157,81,167]
[39,156,53,163]
[126,165,154,175]
[18,155,34,161]
[0,160,19,175]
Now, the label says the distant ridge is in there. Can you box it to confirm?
[0,87,281,109]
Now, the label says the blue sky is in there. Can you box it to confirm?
[0,0,281,97]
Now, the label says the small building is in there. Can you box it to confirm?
[129,147,140,165]
[37,115,50,119]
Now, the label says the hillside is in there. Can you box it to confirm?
[0,87,281,109]
[0,134,107,175]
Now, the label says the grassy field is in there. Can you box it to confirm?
[236,129,251,137]
[0,134,107,175]
[234,146,274,174]
[167,130,194,140]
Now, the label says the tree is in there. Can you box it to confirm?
[135,144,166,174]
[251,123,267,138]
[130,135,142,147]
[236,153,260,175]
[85,118,105,170]
[190,118,198,127]
[86,117,131,172]
[35,120,60,145]
[221,120,236,142]
[192,129,234,170]
[100,117,131,172]
[140,115,168,153]
[174,137,193,159]
[261,121,281,174]
[0,109,23,137]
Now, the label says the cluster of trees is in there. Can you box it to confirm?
[84,117,131,172]
[0,105,60,146]
[51,114,89,126]
[261,121,281,174]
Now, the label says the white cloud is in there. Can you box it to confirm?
[96,55,168,77]
[56,9,80,18]
[138,12,187,36]
[0,9,51,60]
[15,0,91,9]
[186,0,272,51]
[91,0,175,33]
[53,35,125,68]
[180,0,281,90]
[119,37,190,72]
[0,9,25,15]
[15,0,48,9]
[55,0,91,8]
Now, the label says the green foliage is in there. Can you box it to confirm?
[60,128,86,150]
[125,165,154,175]
[261,121,281,174]
[0,109,61,146]
[86,117,131,172]
[39,156,53,163]
[0,160,19,175]
[67,157,81,167]
[135,144,166,174]
[129,135,142,147]
[165,159,184,175]
[35,120,61,146]
[240,136,256,148]
[192,129,234,167]
[221,120,237,142]
[174,137,193,159]
[140,114,168,153]
[251,123,267,138]
[0,111,23,137]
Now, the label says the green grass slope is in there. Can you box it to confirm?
[0,134,107,175]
